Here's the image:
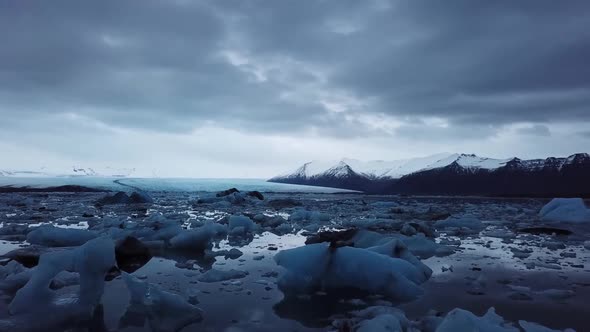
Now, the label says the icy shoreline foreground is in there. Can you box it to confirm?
[0,188,588,331]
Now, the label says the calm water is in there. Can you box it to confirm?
[1,182,589,331]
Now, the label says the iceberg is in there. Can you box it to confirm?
[432,307,576,332]
[7,237,115,332]
[169,223,227,251]
[539,198,590,223]
[122,273,203,332]
[228,215,258,234]
[274,243,427,302]
[26,225,97,247]
[10,237,115,314]
[436,308,518,332]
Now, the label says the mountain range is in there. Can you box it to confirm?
[268,153,590,197]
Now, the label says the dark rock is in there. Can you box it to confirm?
[247,191,264,200]
[216,188,240,197]
[129,191,154,204]
[97,191,153,205]
[0,235,26,242]
[518,227,572,236]
[97,192,130,205]
[105,266,122,281]
[408,222,436,238]
[82,213,95,218]
[115,236,152,273]
[0,185,106,193]
[3,246,68,268]
[390,207,405,214]
[267,198,302,209]
[0,223,28,236]
[426,212,452,221]
[305,228,358,245]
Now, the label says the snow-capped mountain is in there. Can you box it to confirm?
[270,153,511,182]
[272,153,455,181]
[269,153,590,196]
[0,166,137,178]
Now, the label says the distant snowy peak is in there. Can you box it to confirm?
[322,161,360,178]
[422,154,512,172]
[270,153,590,182]
[271,153,457,181]
[0,166,137,178]
[507,153,590,171]
[71,166,136,177]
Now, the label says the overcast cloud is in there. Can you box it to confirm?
[1,0,589,177]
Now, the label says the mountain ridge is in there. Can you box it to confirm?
[269,153,590,197]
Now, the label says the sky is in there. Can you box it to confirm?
[1,0,589,178]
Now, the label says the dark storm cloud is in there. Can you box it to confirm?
[1,0,589,137]
[516,124,551,137]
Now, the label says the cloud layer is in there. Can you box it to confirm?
[1,1,589,177]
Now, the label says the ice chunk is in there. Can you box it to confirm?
[228,215,258,234]
[356,314,403,332]
[400,233,454,258]
[10,237,115,315]
[539,198,590,223]
[400,223,417,236]
[289,208,330,223]
[367,239,433,282]
[519,320,576,332]
[435,216,485,235]
[273,223,294,235]
[354,306,409,331]
[169,223,227,251]
[197,268,248,282]
[0,261,32,292]
[122,273,203,332]
[436,307,518,332]
[275,243,427,302]
[50,271,80,289]
[332,305,409,331]
[352,230,452,259]
[0,260,26,280]
[149,225,183,242]
[26,225,97,247]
